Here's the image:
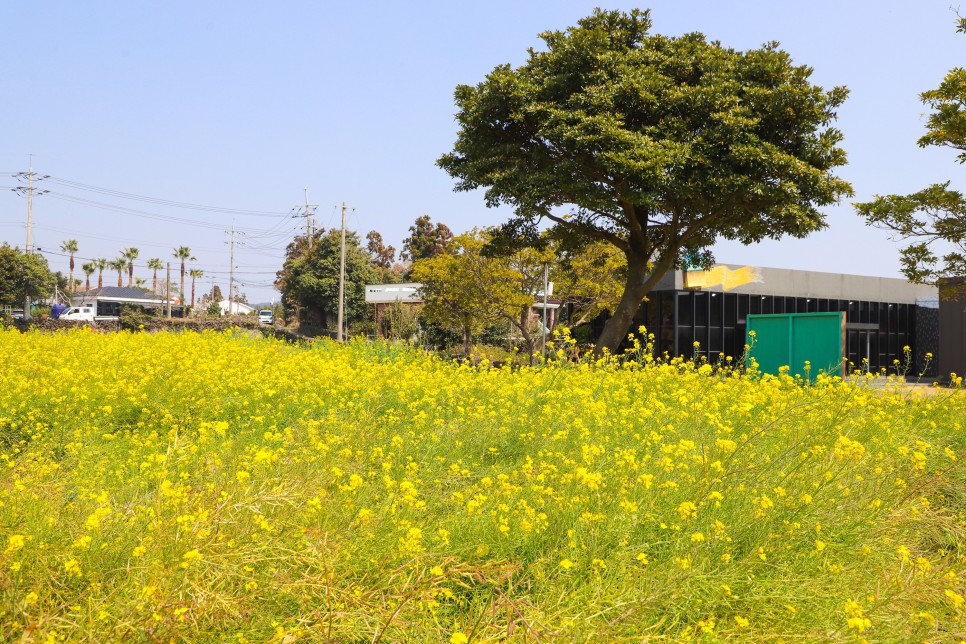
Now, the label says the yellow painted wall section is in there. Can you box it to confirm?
[684,265,762,291]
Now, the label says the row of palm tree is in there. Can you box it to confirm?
[63,240,208,308]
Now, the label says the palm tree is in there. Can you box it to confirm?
[134,277,146,289]
[173,246,192,304]
[189,268,204,310]
[81,262,95,291]
[96,258,108,289]
[60,240,79,293]
[122,247,139,287]
[147,258,163,294]
[111,258,127,287]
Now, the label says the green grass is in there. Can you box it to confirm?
[0,327,965,641]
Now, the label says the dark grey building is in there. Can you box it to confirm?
[590,265,938,375]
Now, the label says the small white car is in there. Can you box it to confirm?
[258,310,274,325]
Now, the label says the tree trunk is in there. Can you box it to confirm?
[191,278,196,309]
[462,326,472,357]
[593,254,651,357]
[98,271,103,289]
[117,271,123,288]
[152,270,158,294]
[85,275,90,291]
[69,256,75,294]
[128,264,134,288]
[517,307,536,365]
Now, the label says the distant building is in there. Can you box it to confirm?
[365,284,423,329]
[364,282,561,336]
[70,286,168,317]
[218,300,254,315]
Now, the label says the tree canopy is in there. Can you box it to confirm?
[552,239,627,328]
[438,8,852,353]
[411,229,551,356]
[855,18,966,294]
[275,229,378,331]
[0,245,56,308]
[401,215,453,263]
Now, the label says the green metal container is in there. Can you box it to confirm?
[746,312,845,379]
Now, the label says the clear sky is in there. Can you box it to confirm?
[1,1,962,303]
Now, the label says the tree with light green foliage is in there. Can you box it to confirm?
[438,8,852,355]
[855,17,966,294]
[552,239,627,328]
[412,229,553,357]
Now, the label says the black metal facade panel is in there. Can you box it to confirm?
[627,290,917,374]
[915,306,940,378]
[939,296,966,381]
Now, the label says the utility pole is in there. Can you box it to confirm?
[293,189,318,248]
[543,263,549,361]
[166,263,172,319]
[228,224,236,316]
[12,157,49,321]
[337,202,348,342]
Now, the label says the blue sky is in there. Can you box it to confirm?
[1,1,962,302]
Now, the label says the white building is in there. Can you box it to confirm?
[218,300,254,315]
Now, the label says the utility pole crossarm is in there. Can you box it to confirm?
[292,189,319,248]
[14,156,50,321]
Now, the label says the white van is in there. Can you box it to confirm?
[60,306,117,323]
[258,309,274,325]
[61,306,97,322]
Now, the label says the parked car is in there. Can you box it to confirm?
[258,309,274,325]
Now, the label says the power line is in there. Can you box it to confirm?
[44,192,283,233]
[44,175,290,218]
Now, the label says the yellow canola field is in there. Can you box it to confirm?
[1,328,966,642]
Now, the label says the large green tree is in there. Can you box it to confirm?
[0,244,56,308]
[438,9,852,354]
[855,18,966,294]
[275,229,378,331]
